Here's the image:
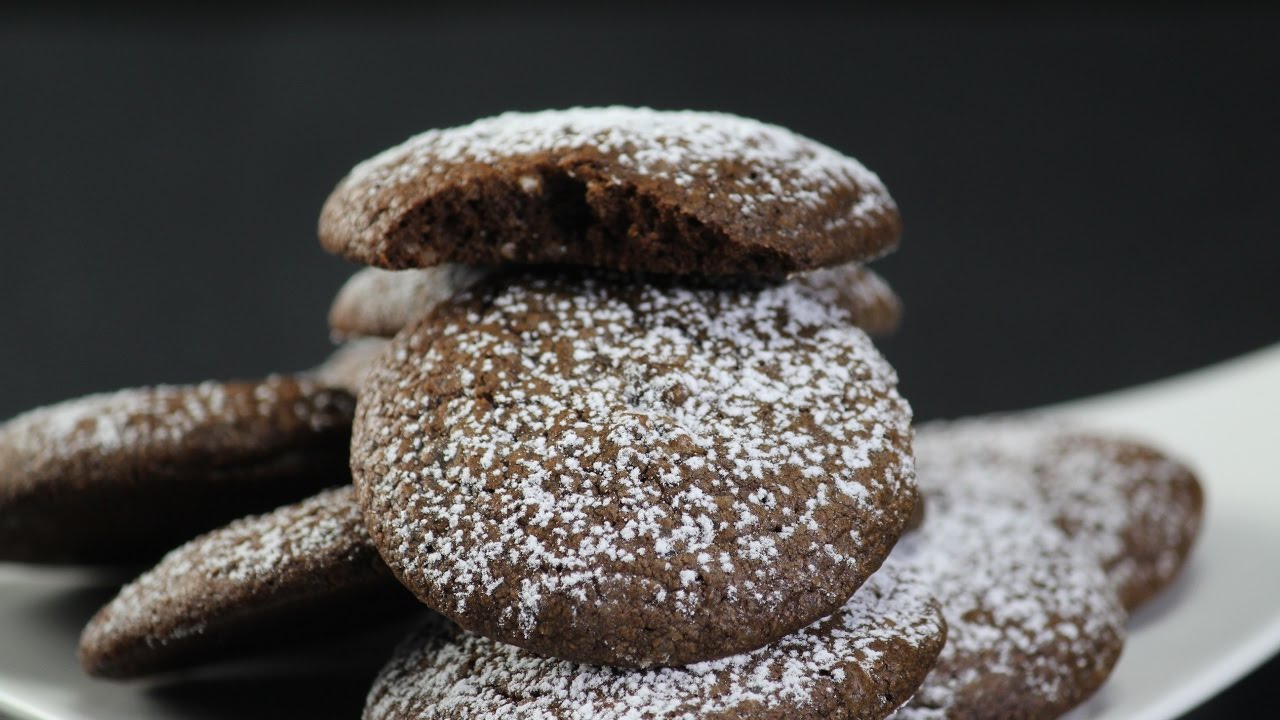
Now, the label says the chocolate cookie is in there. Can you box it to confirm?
[309,339,392,395]
[795,264,902,336]
[915,418,1203,611]
[352,269,916,667]
[0,377,354,563]
[319,107,901,277]
[364,568,945,720]
[328,265,488,340]
[889,429,1128,719]
[330,263,901,339]
[79,486,412,678]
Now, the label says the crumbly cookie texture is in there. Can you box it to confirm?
[0,377,354,563]
[352,268,916,667]
[329,262,901,340]
[79,486,410,678]
[328,265,489,340]
[320,107,901,277]
[364,568,944,720]
[890,423,1131,719]
[915,417,1203,611]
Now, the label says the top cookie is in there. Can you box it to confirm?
[319,107,901,277]
[352,268,916,668]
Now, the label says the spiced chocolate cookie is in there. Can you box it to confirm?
[79,486,412,678]
[795,264,902,336]
[0,377,354,563]
[330,263,901,340]
[319,107,901,277]
[364,568,945,720]
[328,265,488,340]
[915,418,1203,611]
[352,268,916,667]
[1040,434,1202,611]
[889,429,1129,719]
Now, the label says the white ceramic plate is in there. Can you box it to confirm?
[3,345,1279,720]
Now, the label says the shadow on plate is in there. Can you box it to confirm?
[0,569,125,682]
[145,665,375,720]
[18,583,123,643]
[140,614,422,720]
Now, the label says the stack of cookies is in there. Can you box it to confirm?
[0,108,1204,719]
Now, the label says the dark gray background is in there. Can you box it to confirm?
[2,4,1277,717]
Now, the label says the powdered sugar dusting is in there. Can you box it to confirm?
[321,107,900,275]
[795,264,895,312]
[791,263,901,335]
[1,377,350,467]
[329,265,489,340]
[914,417,1202,610]
[330,263,900,340]
[364,569,943,720]
[82,486,374,653]
[889,422,1130,718]
[354,270,914,664]
[5,385,231,460]
[345,106,890,237]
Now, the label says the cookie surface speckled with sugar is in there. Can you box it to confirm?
[364,568,945,720]
[915,417,1203,611]
[792,263,902,336]
[889,428,1128,720]
[331,263,901,340]
[1040,434,1202,610]
[328,265,489,340]
[79,486,413,678]
[352,268,916,667]
[0,377,355,564]
[320,107,901,277]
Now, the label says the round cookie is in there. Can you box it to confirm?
[889,431,1128,719]
[915,418,1203,611]
[0,377,354,564]
[328,265,489,340]
[319,107,901,277]
[1035,434,1202,611]
[364,568,945,720]
[353,268,916,667]
[330,263,901,340]
[79,486,412,678]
